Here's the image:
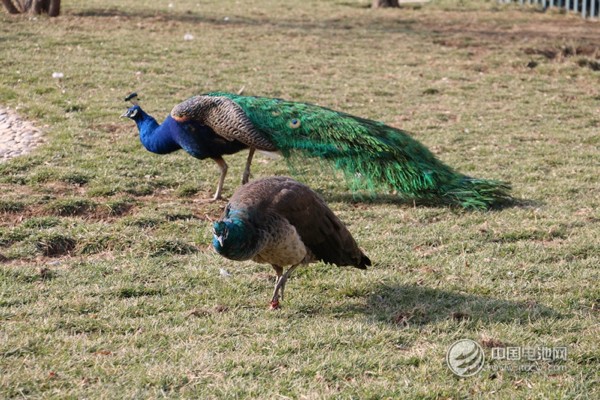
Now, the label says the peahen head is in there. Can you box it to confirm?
[212,216,260,261]
[212,220,228,249]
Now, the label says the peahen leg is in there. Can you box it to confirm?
[270,264,300,309]
[270,265,283,309]
[242,148,255,185]
[210,156,228,201]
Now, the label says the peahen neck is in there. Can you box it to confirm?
[134,109,181,154]
[213,211,262,261]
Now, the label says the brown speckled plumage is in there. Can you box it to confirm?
[171,96,277,151]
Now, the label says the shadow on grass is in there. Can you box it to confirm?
[68,8,418,34]
[67,6,584,44]
[333,283,559,327]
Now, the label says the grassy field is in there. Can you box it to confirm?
[1,0,599,398]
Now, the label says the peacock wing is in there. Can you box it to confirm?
[170,95,277,151]
[266,177,367,268]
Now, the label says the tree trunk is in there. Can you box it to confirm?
[1,0,20,14]
[1,0,60,16]
[48,0,60,17]
[372,0,400,8]
[31,0,47,14]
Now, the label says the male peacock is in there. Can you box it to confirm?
[123,91,511,208]
[121,93,248,201]
[212,176,370,309]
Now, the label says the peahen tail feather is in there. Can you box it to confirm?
[207,92,512,209]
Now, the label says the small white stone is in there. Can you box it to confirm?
[183,33,194,41]
[52,72,64,79]
[219,268,231,277]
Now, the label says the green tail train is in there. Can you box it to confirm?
[205,92,511,209]
[170,92,512,208]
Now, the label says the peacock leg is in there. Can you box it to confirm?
[270,264,300,309]
[211,157,228,201]
[242,148,255,185]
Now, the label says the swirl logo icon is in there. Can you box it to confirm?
[446,339,485,377]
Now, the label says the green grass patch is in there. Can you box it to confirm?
[32,232,77,257]
[144,239,199,257]
[103,198,135,216]
[45,198,96,216]
[175,183,200,197]
[21,216,61,229]
[0,200,25,213]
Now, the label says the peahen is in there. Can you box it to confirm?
[212,176,370,309]
[123,91,511,208]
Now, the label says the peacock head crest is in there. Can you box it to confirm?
[121,92,143,120]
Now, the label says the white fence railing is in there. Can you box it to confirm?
[500,0,599,19]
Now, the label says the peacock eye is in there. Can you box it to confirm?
[130,109,138,118]
[288,118,301,129]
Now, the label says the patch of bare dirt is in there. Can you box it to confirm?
[523,44,600,60]
[425,8,600,52]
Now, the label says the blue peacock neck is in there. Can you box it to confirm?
[134,110,181,154]
[213,211,261,261]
